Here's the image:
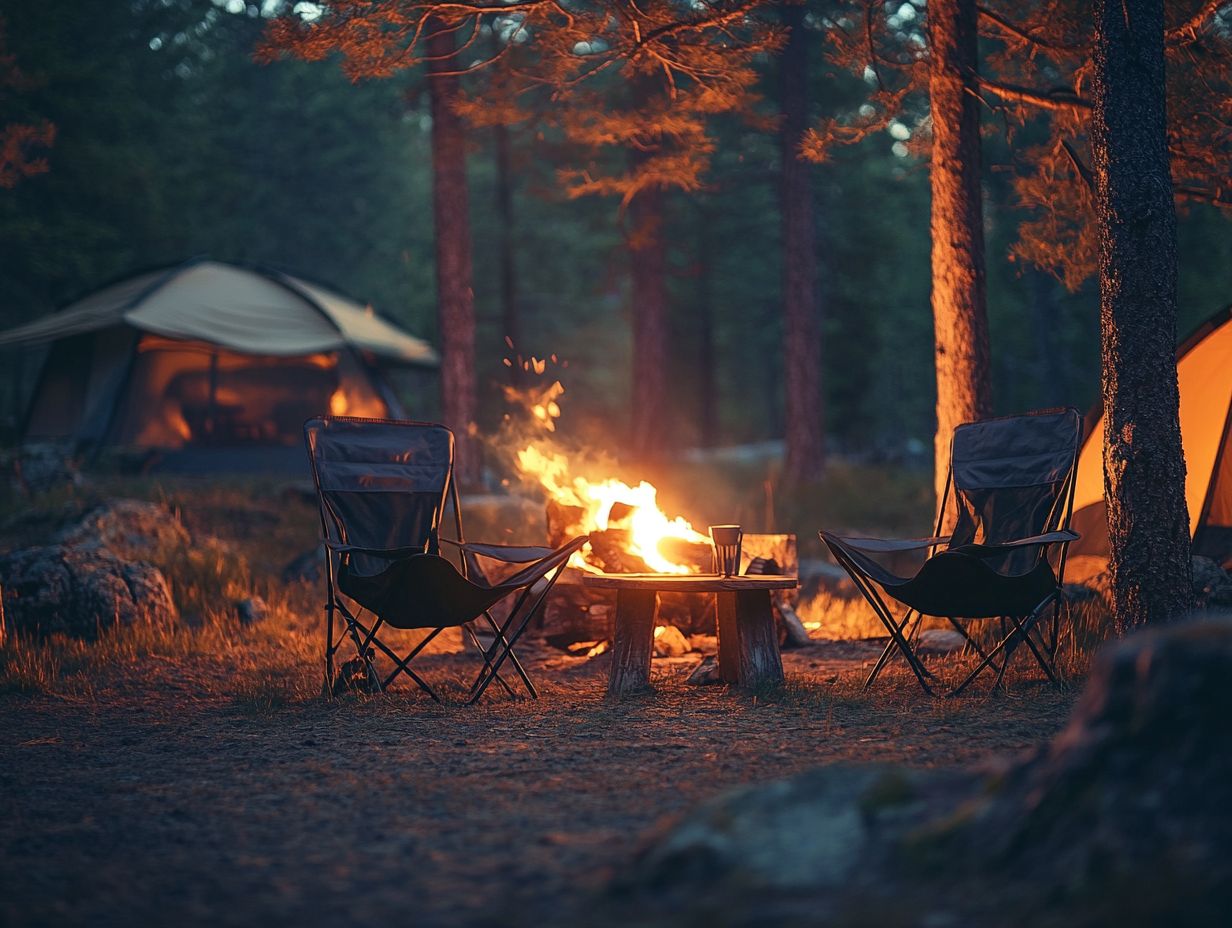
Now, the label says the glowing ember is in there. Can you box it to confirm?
[517,444,708,574]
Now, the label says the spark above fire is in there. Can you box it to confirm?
[517,444,708,574]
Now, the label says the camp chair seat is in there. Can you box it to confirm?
[821,408,1083,696]
[305,415,587,704]
[823,531,1076,619]
[334,543,576,631]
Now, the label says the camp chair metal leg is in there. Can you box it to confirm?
[469,586,540,703]
[947,595,1058,696]
[468,566,566,704]
[1009,611,1061,687]
[832,549,933,694]
[324,601,337,698]
[864,609,923,689]
[462,623,517,699]
[379,627,444,691]
[478,610,537,697]
[346,613,441,702]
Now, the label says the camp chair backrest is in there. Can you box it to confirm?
[948,408,1082,573]
[304,417,454,576]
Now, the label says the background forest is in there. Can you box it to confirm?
[3,0,1232,459]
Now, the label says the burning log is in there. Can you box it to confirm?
[588,529,651,573]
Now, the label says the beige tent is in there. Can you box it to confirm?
[1069,307,1232,566]
[0,260,438,471]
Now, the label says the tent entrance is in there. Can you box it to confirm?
[108,336,386,450]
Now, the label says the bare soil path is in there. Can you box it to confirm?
[0,644,1075,928]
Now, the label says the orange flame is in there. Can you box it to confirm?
[517,444,707,574]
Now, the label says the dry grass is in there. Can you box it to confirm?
[0,473,1100,927]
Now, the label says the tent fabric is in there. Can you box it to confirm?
[0,260,438,366]
[1069,307,1232,565]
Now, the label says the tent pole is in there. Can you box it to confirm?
[1194,399,1232,557]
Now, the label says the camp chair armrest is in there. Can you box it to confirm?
[820,531,952,554]
[442,539,570,564]
[950,529,1079,559]
[324,540,426,559]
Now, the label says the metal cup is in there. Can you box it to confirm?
[709,524,743,577]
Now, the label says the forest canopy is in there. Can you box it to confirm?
[3,0,1232,457]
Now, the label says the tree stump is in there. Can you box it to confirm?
[606,589,657,698]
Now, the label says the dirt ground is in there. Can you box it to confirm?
[0,642,1077,928]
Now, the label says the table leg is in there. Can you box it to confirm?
[606,589,657,698]
[716,592,740,684]
[719,590,785,689]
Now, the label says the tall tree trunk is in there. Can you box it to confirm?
[779,1,824,485]
[1091,0,1192,631]
[695,204,718,447]
[928,0,992,520]
[426,19,479,485]
[628,185,669,459]
[494,122,520,387]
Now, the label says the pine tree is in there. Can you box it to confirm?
[264,2,780,461]
[1090,0,1193,628]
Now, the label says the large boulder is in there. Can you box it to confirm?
[55,499,190,560]
[0,544,177,639]
[616,617,1232,923]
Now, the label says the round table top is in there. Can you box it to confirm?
[580,572,797,592]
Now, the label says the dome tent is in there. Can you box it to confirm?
[0,259,438,472]
[1069,307,1232,567]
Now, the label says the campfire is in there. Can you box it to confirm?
[517,443,711,575]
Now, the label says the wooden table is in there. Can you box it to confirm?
[581,573,796,698]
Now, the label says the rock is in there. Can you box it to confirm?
[233,597,267,625]
[653,624,691,658]
[916,628,966,653]
[9,444,81,494]
[622,766,975,894]
[0,544,177,639]
[281,546,324,584]
[617,618,1232,920]
[684,655,720,685]
[980,614,1232,888]
[56,499,189,560]
[1191,556,1232,611]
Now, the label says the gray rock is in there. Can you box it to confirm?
[10,443,81,494]
[618,617,1232,919]
[0,544,177,639]
[653,624,690,658]
[56,499,189,560]
[624,765,975,894]
[917,628,966,653]
[685,655,720,686]
[234,597,268,625]
[1191,556,1232,611]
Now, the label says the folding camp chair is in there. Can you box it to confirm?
[821,408,1082,696]
[305,416,587,703]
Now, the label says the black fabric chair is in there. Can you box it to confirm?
[821,408,1082,695]
[305,416,587,703]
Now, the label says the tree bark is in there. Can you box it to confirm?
[779,1,825,485]
[494,122,520,386]
[1090,0,1192,631]
[426,19,479,485]
[628,184,670,460]
[928,0,992,521]
[694,204,718,447]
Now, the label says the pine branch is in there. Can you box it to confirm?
[1165,1,1231,44]
[1175,185,1232,207]
[1061,140,1095,193]
[977,5,1082,51]
[978,76,1091,111]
